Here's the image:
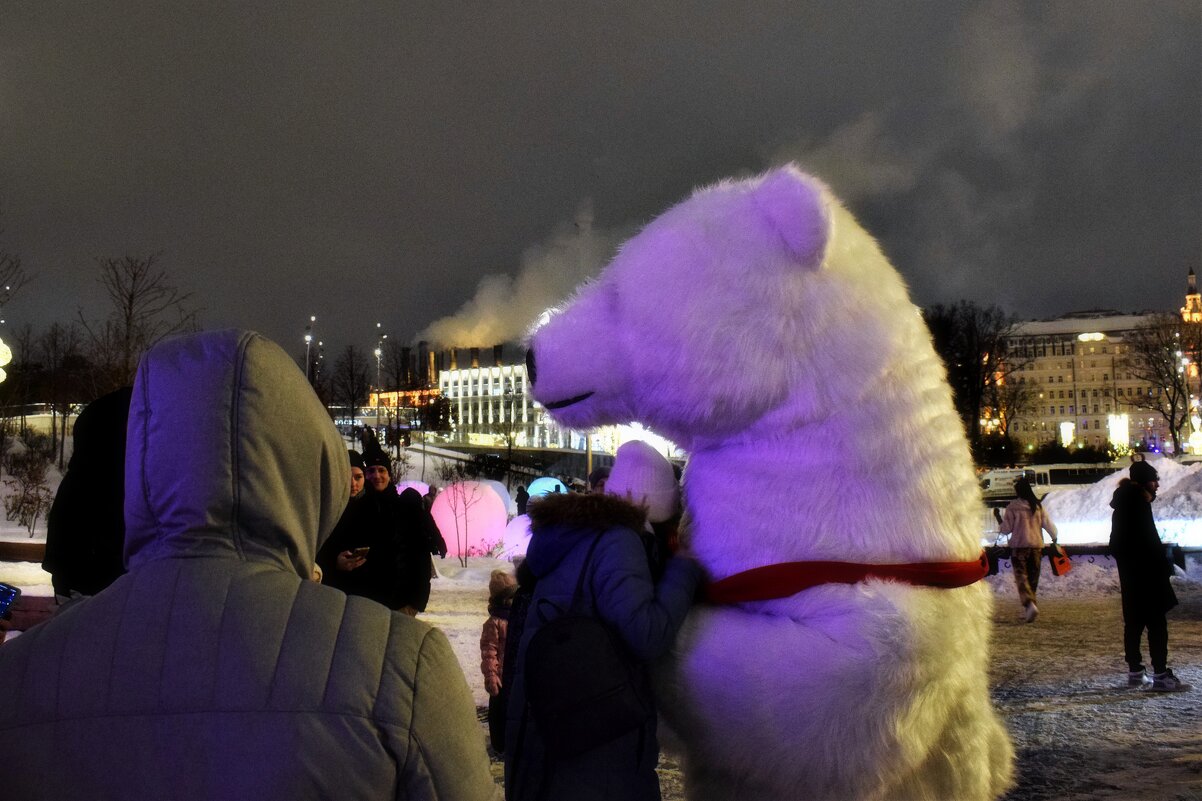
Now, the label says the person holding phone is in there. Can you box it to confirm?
[0,330,495,800]
[319,447,432,616]
[316,450,372,582]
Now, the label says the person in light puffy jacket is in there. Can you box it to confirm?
[998,477,1057,623]
[0,329,497,801]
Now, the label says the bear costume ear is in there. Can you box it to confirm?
[752,166,831,269]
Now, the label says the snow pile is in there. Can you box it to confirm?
[1042,457,1202,546]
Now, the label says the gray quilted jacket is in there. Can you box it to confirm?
[0,330,496,801]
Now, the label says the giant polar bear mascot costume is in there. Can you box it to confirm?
[525,165,1014,801]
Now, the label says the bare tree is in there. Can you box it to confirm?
[0,205,32,315]
[925,301,1028,450]
[329,345,372,419]
[3,448,53,537]
[435,460,483,567]
[79,254,198,389]
[988,372,1036,439]
[0,323,34,435]
[39,322,86,468]
[1120,314,1202,454]
[0,253,29,317]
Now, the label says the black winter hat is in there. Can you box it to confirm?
[588,466,611,489]
[1130,459,1159,484]
[348,449,365,470]
[363,449,391,471]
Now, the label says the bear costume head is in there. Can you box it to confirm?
[527,165,1013,800]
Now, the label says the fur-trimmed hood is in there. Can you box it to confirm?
[524,492,647,578]
[1110,478,1151,509]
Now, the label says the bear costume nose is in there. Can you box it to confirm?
[525,347,537,385]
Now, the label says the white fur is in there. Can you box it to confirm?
[527,165,1014,800]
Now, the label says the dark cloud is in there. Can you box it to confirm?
[0,1,1197,359]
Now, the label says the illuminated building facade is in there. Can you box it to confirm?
[1181,268,1202,323]
[1004,313,1164,452]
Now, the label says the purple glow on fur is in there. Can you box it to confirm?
[522,165,1014,799]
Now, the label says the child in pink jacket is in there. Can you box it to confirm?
[481,567,517,753]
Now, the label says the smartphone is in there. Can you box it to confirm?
[0,582,20,617]
[350,547,371,559]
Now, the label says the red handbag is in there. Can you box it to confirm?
[1047,545,1072,577]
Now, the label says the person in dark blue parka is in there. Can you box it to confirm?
[504,442,702,801]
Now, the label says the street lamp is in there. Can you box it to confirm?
[374,322,386,430]
[303,315,315,383]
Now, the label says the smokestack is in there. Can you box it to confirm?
[417,341,430,385]
[470,347,480,368]
[427,350,436,384]
[493,343,503,365]
[401,346,412,387]
[449,347,458,371]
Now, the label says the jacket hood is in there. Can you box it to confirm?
[524,492,646,577]
[124,330,350,578]
[1110,478,1148,510]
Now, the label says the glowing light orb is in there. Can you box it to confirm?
[396,480,430,496]
[478,479,515,515]
[501,514,533,559]
[527,476,567,497]
[429,481,508,558]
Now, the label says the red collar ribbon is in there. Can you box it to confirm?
[705,550,990,604]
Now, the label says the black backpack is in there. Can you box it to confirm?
[523,532,653,759]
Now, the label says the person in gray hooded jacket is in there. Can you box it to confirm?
[0,329,497,801]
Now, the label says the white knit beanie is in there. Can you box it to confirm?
[606,440,680,523]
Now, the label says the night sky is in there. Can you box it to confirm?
[1,2,1198,359]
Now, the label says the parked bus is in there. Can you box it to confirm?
[980,462,1125,505]
[1027,463,1124,498]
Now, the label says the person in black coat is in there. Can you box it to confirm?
[403,487,447,559]
[42,387,132,599]
[1109,459,1190,692]
[320,449,432,615]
